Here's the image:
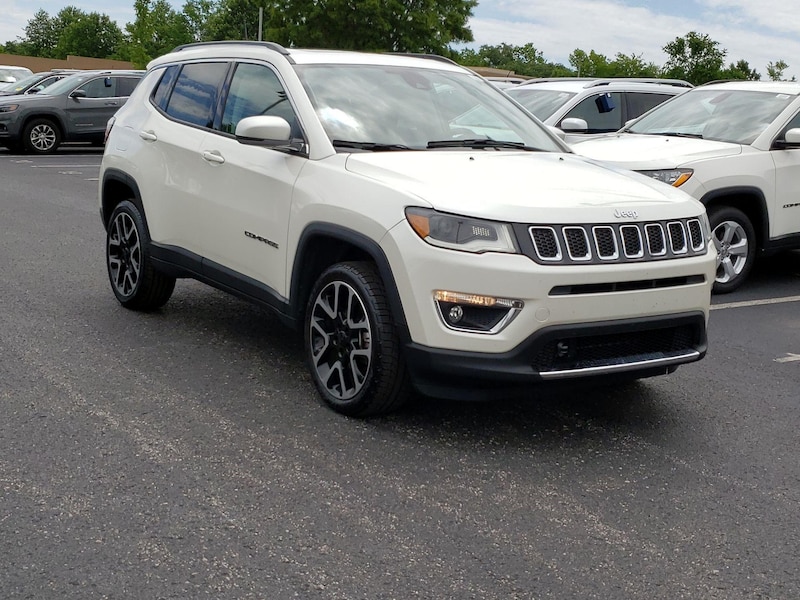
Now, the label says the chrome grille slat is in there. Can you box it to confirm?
[563,226,591,261]
[527,218,707,265]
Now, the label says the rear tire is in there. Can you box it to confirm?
[106,200,175,310]
[708,205,756,294]
[304,261,410,417]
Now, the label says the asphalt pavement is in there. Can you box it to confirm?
[1,148,799,599]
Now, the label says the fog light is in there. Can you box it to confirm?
[448,305,464,323]
[434,290,523,334]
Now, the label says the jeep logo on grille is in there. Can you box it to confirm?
[614,209,638,219]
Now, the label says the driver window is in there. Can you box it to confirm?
[220,63,298,136]
[561,92,623,133]
[77,76,117,98]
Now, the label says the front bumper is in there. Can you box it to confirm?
[404,311,707,400]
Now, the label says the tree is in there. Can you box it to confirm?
[767,60,789,81]
[721,59,760,81]
[206,0,476,54]
[122,0,194,67]
[57,13,124,58]
[610,53,660,77]
[20,9,58,57]
[454,43,569,77]
[569,49,613,77]
[662,31,726,84]
[182,0,218,42]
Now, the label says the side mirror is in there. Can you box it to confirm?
[785,128,800,145]
[70,89,87,99]
[774,127,800,149]
[235,115,292,142]
[560,117,588,133]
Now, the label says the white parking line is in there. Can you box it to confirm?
[711,295,800,310]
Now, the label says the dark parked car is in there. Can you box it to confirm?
[0,69,83,97]
[0,69,143,154]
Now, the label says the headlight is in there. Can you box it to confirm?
[638,168,693,187]
[0,104,19,113]
[405,207,519,253]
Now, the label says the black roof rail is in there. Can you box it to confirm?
[582,77,693,88]
[518,77,693,89]
[171,40,291,56]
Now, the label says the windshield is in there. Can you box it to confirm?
[294,64,564,152]
[627,88,796,144]
[2,73,43,93]
[505,88,577,120]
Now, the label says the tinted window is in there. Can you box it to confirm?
[220,63,297,135]
[561,92,623,133]
[77,76,118,98]
[165,62,228,128]
[117,77,141,97]
[627,92,673,120]
[152,65,179,111]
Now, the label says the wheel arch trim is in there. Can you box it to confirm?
[290,222,410,343]
[700,185,769,249]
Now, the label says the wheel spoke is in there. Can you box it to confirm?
[308,278,373,401]
[729,238,748,258]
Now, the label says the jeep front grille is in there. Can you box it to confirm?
[527,218,706,265]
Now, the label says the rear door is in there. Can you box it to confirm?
[65,75,140,138]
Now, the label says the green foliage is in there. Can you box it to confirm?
[662,31,726,84]
[454,43,568,77]
[0,4,792,89]
[722,59,760,81]
[767,60,791,81]
[122,0,194,67]
[204,0,476,53]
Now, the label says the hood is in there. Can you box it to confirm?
[572,133,742,169]
[345,150,703,223]
[0,92,56,106]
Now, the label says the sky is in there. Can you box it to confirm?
[2,0,798,79]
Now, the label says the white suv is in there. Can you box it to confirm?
[99,42,715,416]
[572,80,800,293]
[505,78,692,143]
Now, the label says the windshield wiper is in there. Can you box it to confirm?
[332,140,415,151]
[637,131,704,139]
[427,138,543,151]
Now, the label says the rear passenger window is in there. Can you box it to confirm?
[152,65,179,110]
[220,63,297,135]
[627,92,673,120]
[117,77,141,97]
[165,62,228,128]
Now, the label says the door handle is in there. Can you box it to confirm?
[201,150,225,165]
[105,101,118,106]
[139,130,157,142]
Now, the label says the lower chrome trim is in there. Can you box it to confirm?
[538,350,701,380]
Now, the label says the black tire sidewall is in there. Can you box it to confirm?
[106,200,148,304]
[304,262,402,416]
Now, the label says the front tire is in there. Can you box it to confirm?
[304,261,410,417]
[708,205,756,294]
[106,200,175,310]
[23,118,61,154]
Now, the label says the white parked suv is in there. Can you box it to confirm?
[99,42,715,416]
[505,78,692,143]
[572,80,800,293]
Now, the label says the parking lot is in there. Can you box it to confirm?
[2,149,799,598]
